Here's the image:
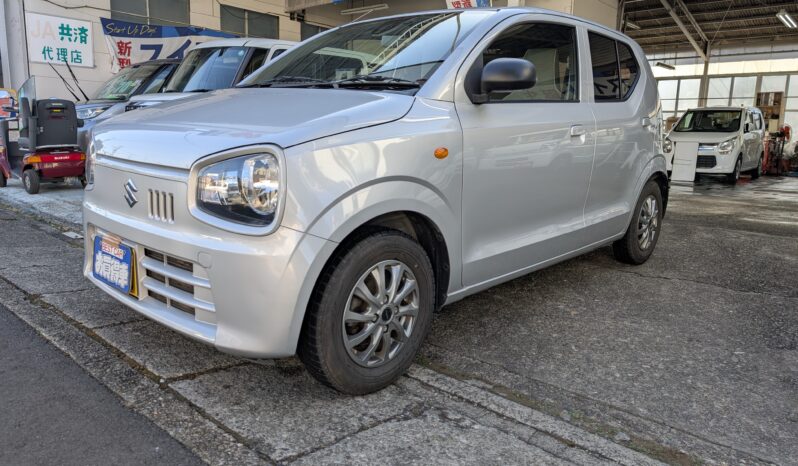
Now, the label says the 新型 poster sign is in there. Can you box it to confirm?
[100,18,236,72]
[26,12,94,68]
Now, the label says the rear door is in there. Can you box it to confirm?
[456,16,596,286]
[584,32,655,239]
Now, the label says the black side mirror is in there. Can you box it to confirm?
[78,119,85,128]
[471,58,536,104]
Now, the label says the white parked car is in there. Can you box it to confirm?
[84,8,667,394]
[664,106,766,183]
[125,38,295,110]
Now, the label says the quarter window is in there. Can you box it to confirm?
[482,23,578,102]
[589,32,640,101]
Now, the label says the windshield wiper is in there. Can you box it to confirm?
[238,76,330,88]
[333,75,420,88]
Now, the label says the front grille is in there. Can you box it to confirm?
[140,248,214,318]
[148,190,175,223]
[697,155,717,168]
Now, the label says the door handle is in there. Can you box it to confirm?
[570,125,586,137]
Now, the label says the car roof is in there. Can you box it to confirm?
[686,107,749,112]
[349,7,627,41]
[192,38,297,50]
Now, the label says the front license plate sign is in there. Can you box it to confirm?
[93,235,133,294]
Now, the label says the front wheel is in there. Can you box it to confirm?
[613,180,663,265]
[725,156,742,184]
[750,154,763,180]
[22,169,40,194]
[298,230,435,394]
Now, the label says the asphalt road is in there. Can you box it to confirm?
[0,174,796,464]
[0,303,203,466]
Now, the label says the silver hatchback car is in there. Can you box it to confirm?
[84,8,667,394]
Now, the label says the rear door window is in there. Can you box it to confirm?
[588,32,619,101]
[588,33,640,101]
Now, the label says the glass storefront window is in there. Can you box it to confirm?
[760,75,787,93]
[658,80,678,100]
[732,76,756,98]
[707,77,731,100]
[679,79,701,99]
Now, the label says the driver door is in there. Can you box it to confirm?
[455,17,596,286]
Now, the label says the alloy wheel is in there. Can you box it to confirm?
[637,194,659,251]
[342,260,419,367]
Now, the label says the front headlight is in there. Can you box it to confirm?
[196,153,280,227]
[717,137,736,155]
[663,137,673,153]
[76,106,111,119]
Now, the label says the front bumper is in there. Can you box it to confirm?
[83,163,331,357]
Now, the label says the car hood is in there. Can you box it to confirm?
[667,131,740,143]
[92,88,415,169]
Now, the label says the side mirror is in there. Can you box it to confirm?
[744,122,751,133]
[472,58,536,104]
[78,119,85,128]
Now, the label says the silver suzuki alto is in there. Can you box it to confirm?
[84,8,667,394]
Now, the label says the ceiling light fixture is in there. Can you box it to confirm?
[625,20,641,30]
[777,9,797,29]
[340,4,389,15]
[655,62,676,70]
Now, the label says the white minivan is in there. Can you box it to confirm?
[665,106,766,183]
[84,8,666,394]
[125,38,296,110]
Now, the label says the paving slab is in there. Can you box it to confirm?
[95,320,242,379]
[38,287,143,328]
[293,407,567,466]
[171,363,425,462]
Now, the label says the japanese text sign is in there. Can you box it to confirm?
[100,17,236,72]
[26,12,94,68]
[446,0,490,8]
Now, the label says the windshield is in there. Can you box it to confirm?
[93,64,161,100]
[674,110,742,132]
[243,11,492,89]
[164,47,248,92]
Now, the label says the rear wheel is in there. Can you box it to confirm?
[79,176,87,188]
[725,156,742,184]
[22,169,40,194]
[298,230,435,394]
[613,180,663,265]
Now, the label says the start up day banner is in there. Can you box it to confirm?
[100,18,237,72]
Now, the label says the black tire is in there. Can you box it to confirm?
[79,176,88,188]
[725,156,742,184]
[22,169,40,194]
[750,154,763,180]
[0,174,6,188]
[298,229,435,395]
[613,180,663,265]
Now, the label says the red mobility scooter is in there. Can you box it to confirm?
[0,98,85,194]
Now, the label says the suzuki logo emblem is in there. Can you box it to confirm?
[124,179,138,207]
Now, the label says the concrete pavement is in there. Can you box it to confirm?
[0,175,796,464]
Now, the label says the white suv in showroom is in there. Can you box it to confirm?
[84,8,666,394]
[665,106,766,183]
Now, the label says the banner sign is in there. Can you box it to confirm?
[26,13,94,68]
[100,18,237,71]
[446,0,490,8]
